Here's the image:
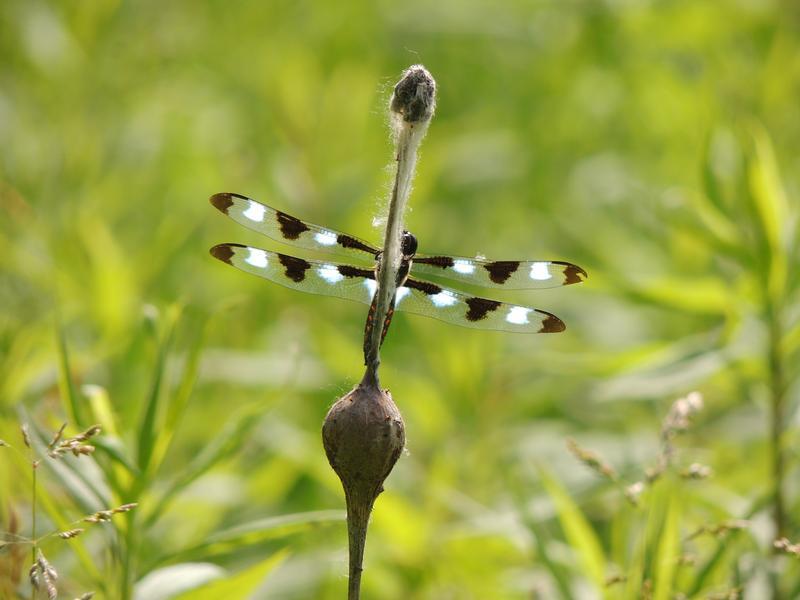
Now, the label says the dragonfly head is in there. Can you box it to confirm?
[401,231,418,259]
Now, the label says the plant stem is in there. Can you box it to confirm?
[363,65,435,378]
[345,489,375,600]
[364,124,424,376]
[31,460,37,600]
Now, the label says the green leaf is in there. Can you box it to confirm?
[745,123,790,300]
[133,562,225,600]
[539,467,607,593]
[82,384,119,437]
[148,312,209,477]
[652,491,681,600]
[136,304,182,479]
[173,551,288,600]
[56,322,85,426]
[701,130,729,216]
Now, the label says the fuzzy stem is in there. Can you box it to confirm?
[364,66,435,378]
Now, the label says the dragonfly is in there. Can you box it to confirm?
[209,192,586,352]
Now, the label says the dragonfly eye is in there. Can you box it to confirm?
[401,231,418,258]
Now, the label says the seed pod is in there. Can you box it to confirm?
[322,371,405,598]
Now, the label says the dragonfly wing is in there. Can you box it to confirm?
[210,193,380,258]
[413,254,587,290]
[210,243,377,305]
[395,277,565,333]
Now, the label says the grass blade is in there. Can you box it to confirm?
[539,466,607,594]
[148,312,209,477]
[151,511,341,568]
[652,490,680,600]
[56,322,85,426]
[136,304,181,479]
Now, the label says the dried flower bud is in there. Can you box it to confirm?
[29,563,39,589]
[774,537,800,557]
[35,550,58,600]
[687,519,749,541]
[566,438,617,481]
[21,424,31,448]
[625,481,645,506]
[58,528,84,539]
[681,463,712,479]
[76,425,101,441]
[48,423,67,450]
[390,64,436,124]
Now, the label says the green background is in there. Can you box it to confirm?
[1,0,799,598]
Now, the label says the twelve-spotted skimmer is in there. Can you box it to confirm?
[209,193,586,342]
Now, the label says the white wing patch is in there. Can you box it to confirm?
[318,265,344,284]
[394,287,411,305]
[452,259,475,274]
[245,248,268,268]
[530,262,552,281]
[506,306,531,325]
[430,290,458,307]
[243,200,266,222]
[363,279,378,299]
[314,230,338,246]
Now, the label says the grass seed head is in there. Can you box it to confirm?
[58,528,84,539]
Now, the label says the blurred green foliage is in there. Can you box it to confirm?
[1,0,799,598]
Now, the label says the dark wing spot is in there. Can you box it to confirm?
[275,211,310,240]
[338,265,375,279]
[414,255,454,269]
[538,311,566,333]
[465,297,501,321]
[484,261,520,284]
[209,193,235,213]
[553,261,588,285]
[337,234,379,255]
[278,254,311,282]
[210,243,245,265]
[404,278,442,295]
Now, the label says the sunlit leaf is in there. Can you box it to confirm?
[133,562,225,600]
[173,551,287,600]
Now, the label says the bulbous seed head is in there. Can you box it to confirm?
[322,378,406,504]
